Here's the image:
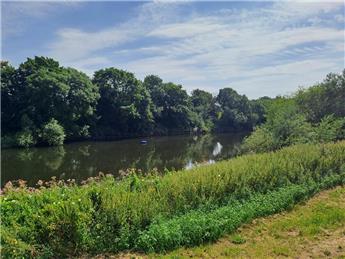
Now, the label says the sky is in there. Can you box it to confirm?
[1,1,344,99]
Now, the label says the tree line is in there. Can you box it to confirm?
[1,56,266,147]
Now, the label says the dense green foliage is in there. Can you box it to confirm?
[215,88,262,132]
[1,58,99,147]
[295,71,345,123]
[92,68,154,137]
[2,57,344,148]
[1,57,264,147]
[1,141,345,257]
[242,71,345,153]
[41,119,65,146]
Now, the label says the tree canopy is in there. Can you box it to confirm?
[2,57,99,146]
[2,56,343,147]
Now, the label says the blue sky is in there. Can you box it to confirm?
[1,1,344,98]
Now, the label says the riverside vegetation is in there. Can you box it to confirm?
[1,59,345,257]
[161,186,345,258]
[1,141,345,257]
[1,57,266,148]
[2,57,344,148]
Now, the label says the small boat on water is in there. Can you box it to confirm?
[140,140,148,145]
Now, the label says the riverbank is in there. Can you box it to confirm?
[2,129,246,149]
[1,141,345,258]
[161,186,345,258]
[111,186,345,258]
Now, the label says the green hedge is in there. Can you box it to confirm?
[1,141,345,257]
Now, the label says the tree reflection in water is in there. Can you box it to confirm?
[2,133,246,186]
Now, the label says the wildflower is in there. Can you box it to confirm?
[4,181,13,192]
[18,179,27,188]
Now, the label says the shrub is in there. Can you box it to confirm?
[241,126,277,153]
[314,115,345,143]
[241,98,318,153]
[41,119,65,146]
[15,130,36,148]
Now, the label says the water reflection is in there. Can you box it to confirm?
[1,133,246,186]
[212,142,223,157]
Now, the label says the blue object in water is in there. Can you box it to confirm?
[140,140,148,145]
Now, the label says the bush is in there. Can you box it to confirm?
[241,126,277,153]
[15,130,36,148]
[41,119,65,146]
[1,141,345,257]
[314,115,345,143]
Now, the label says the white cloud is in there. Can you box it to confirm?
[47,1,344,98]
[148,17,227,38]
[1,1,81,37]
[50,27,134,61]
[48,2,187,63]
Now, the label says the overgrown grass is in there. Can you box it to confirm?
[135,175,344,252]
[162,187,345,259]
[1,141,345,258]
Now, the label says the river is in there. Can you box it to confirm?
[1,133,246,186]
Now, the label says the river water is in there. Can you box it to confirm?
[1,133,246,186]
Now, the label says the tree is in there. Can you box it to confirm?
[295,70,345,123]
[93,68,154,136]
[143,75,165,122]
[17,57,99,140]
[1,57,99,146]
[191,89,215,131]
[215,88,254,131]
[1,61,23,134]
[143,75,163,93]
[143,75,200,133]
[155,82,195,131]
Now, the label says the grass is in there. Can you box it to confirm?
[1,141,345,258]
[134,177,343,252]
[152,186,345,259]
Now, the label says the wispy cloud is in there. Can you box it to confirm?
[1,1,80,37]
[48,2,187,64]
[40,2,345,97]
